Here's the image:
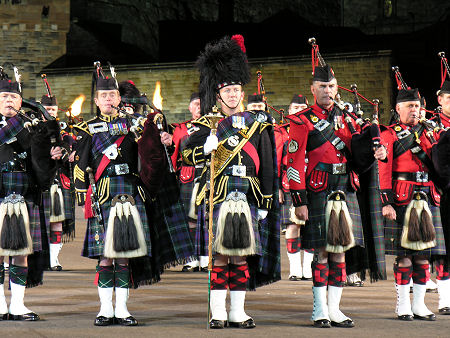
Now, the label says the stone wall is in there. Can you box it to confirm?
[41,50,393,124]
[0,0,70,98]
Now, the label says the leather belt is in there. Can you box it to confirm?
[393,171,429,183]
[315,162,347,175]
[223,165,256,177]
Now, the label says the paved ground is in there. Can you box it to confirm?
[1,207,449,337]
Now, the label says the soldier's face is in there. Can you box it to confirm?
[94,90,121,115]
[43,105,58,119]
[438,93,450,116]
[247,102,265,111]
[288,103,307,115]
[397,100,420,125]
[218,85,244,113]
[189,98,201,119]
[311,79,338,108]
[0,92,22,117]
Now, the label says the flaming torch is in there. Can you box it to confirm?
[151,81,174,173]
[152,81,163,111]
[67,94,85,122]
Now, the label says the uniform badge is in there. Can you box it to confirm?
[89,122,108,134]
[109,122,128,136]
[288,140,299,153]
[187,125,200,135]
[256,112,267,123]
[232,115,246,129]
[311,115,319,123]
[228,135,239,147]
[394,125,402,132]
[186,123,192,128]
[102,143,119,160]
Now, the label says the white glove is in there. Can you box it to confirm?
[257,209,268,221]
[203,134,219,155]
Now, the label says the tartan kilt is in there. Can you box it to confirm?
[179,179,194,216]
[280,192,293,226]
[384,198,446,256]
[196,176,261,257]
[302,175,364,250]
[82,175,151,259]
[41,183,76,242]
[0,172,42,252]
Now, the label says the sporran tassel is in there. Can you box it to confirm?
[420,210,436,242]
[338,209,352,246]
[327,209,339,246]
[407,207,421,242]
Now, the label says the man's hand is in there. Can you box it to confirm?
[295,205,308,221]
[160,132,173,146]
[257,209,268,220]
[278,188,285,204]
[374,145,387,161]
[68,151,76,162]
[50,146,63,160]
[382,205,396,220]
[204,135,219,155]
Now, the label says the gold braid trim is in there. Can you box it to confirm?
[73,164,85,183]
[97,177,110,205]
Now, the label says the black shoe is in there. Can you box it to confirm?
[439,307,450,315]
[200,267,208,273]
[413,313,436,321]
[9,312,40,321]
[209,319,227,329]
[301,276,313,281]
[115,316,138,326]
[0,313,8,320]
[331,319,354,328]
[181,265,199,272]
[289,275,302,281]
[313,319,331,328]
[229,318,256,329]
[397,314,414,321]
[94,315,115,326]
[50,265,62,271]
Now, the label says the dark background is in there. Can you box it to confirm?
[49,0,450,109]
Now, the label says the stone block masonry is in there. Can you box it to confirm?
[0,0,70,99]
[42,51,393,124]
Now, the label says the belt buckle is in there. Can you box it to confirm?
[416,171,428,183]
[115,163,129,175]
[232,165,246,177]
[332,163,346,175]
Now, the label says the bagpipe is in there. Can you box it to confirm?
[391,65,440,143]
[308,37,382,154]
[255,70,286,123]
[93,61,173,194]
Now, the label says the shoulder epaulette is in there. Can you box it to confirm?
[73,121,91,135]
[285,113,304,125]
[193,115,212,128]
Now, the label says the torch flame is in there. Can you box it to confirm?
[67,94,85,117]
[152,81,163,111]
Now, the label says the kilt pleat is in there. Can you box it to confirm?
[384,201,446,256]
[301,174,364,250]
[280,192,293,225]
[82,176,151,258]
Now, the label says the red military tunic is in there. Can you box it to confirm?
[274,123,290,192]
[287,104,359,206]
[379,121,446,256]
[287,103,364,250]
[378,122,441,207]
